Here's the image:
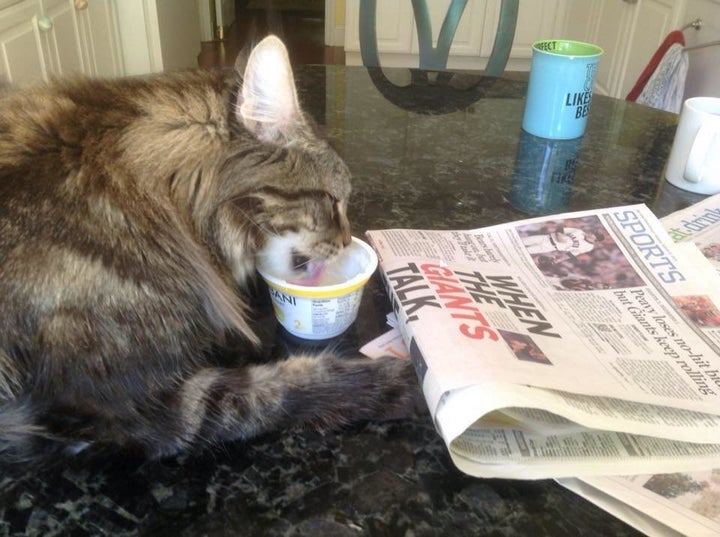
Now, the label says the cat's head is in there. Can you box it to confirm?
[233,36,352,285]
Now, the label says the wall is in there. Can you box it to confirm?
[155,0,202,71]
[681,0,720,98]
[116,0,201,75]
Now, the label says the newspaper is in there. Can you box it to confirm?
[550,196,720,536]
[557,470,720,536]
[365,204,720,480]
[662,192,720,274]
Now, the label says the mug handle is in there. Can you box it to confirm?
[684,124,720,183]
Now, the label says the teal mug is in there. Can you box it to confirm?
[522,40,603,140]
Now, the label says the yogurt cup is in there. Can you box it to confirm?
[256,237,378,340]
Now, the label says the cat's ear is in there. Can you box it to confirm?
[236,35,303,144]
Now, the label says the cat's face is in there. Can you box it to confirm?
[253,146,353,285]
[233,36,353,285]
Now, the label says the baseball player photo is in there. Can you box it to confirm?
[516,216,645,291]
[520,224,604,258]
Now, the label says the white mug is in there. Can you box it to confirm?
[666,97,720,195]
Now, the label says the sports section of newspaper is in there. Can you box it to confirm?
[366,204,720,480]
[550,196,720,537]
[662,191,720,275]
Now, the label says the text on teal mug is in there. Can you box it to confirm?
[522,40,603,140]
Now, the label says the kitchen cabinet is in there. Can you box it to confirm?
[0,1,47,84]
[344,0,566,72]
[76,0,123,77]
[40,0,85,76]
[0,0,123,85]
[563,0,685,98]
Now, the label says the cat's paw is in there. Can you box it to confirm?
[372,356,426,421]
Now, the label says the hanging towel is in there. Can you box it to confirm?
[634,42,689,113]
[626,30,687,109]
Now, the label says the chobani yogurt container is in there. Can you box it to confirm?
[256,237,378,340]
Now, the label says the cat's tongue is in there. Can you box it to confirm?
[289,259,326,286]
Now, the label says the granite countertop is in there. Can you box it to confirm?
[0,66,702,536]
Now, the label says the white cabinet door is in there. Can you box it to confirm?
[39,0,84,76]
[77,0,123,77]
[344,0,415,56]
[563,0,631,96]
[0,0,122,84]
[447,0,566,70]
[622,0,681,97]
[563,0,684,98]
[500,0,564,69]
[413,0,486,58]
[0,0,48,84]
[345,0,566,72]
[39,0,122,78]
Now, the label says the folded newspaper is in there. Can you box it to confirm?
[555,195,720,537]
[365,202,720,482]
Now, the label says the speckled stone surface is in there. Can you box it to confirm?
[0,66,704,536]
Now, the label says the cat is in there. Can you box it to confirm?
[0,36,416,460]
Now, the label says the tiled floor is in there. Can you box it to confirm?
[197,1,344,69]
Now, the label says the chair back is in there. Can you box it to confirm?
[359,0,519,75]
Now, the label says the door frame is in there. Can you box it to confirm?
[324,0,344,46]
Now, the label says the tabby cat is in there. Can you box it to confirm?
[0,36,414,459]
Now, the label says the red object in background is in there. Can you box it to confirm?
[626,30,686,102]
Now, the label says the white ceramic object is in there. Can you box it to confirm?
[666,97,720,195]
